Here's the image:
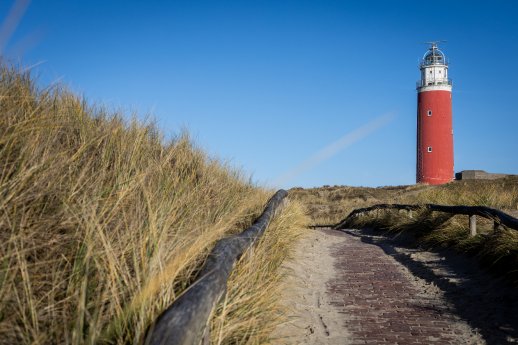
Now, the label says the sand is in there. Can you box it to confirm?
[270,228,351,344]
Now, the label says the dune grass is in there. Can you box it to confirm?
[344,205,518,283]
[413,177,518,209]
[210,200,308,344]
[293,179,518,284]
[0,63,307,344]
[289,184,432,225]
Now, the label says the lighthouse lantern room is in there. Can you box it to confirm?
[416,42,454,184]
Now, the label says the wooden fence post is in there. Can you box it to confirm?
[469,215,477,237]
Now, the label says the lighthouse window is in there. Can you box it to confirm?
[427,147,432,153]
[427,110,432,116]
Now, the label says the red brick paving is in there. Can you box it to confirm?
[326,230,471,344]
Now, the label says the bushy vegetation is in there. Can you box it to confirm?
[0,64,307,344]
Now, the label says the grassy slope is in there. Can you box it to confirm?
[291,177,518,225]
[0,64,308,344]
[289,184,431,225]
[291,178,518,283]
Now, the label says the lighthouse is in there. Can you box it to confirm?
[416,42,454,184]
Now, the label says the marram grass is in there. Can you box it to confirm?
[293,179,518,284]
[343,202,518,284]
[0,64,307,344]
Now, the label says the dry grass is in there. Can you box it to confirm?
[210,200,308,344]
[345,206,518,283]
[289,184,431,225]
[291,177,518,225]
[0,63,307,344]
[414,178,518,210]
[293,179,518,284]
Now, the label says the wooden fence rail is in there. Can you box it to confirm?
[145,189,288,345]
[333,203,518,235]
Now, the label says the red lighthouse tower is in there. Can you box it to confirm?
[416,42,454,184]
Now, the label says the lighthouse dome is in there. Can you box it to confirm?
[422,47,446,66]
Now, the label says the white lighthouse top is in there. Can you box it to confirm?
[421,43,447,66]
[417,42,452,92]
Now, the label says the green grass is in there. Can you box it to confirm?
[0,63,308,344]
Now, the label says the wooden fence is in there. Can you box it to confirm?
[145,189,287,345]
[333,203,518,235]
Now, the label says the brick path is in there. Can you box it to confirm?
[326,230,479,344]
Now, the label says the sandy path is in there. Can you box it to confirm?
[271,229,350,344]
[272,228,518,344]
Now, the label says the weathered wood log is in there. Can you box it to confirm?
[145,189,288,345]
[309,224,334,229]
[333,203,518,232]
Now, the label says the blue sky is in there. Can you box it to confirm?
[2,0,517,188]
